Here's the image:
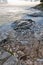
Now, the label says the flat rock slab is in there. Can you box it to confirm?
[3,56,18,65]
[0,19,43,45]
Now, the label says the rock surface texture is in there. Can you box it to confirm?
[0,19,43,65]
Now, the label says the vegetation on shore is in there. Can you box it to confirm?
[33,2,43,11]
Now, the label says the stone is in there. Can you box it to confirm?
[23,46,31,56]
[17,51,24,56]
[11,19,35,31]
[25,60,33,65]
[34,59,43,65]
[27,12,43,17]
[3,56,18,65]
[30,48,37,59]
[0,24,12,43]
[17,51,25,60]
[0,49,11,60]
[20,40,28,45]
[11,21,19,29]
[38,45,43,58]
[0,48,11,65]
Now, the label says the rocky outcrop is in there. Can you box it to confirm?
[0,19,43,65]
[11,19,35,31]
[33,4,43,11]
[27,12,43,17]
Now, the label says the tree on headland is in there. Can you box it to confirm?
[40,0,43,4]
[40,0,43,2]
[33,0,43,10]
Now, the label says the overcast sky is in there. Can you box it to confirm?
[8,0,26,2]
[8,0,39,2]
[8,0,29,4]
[7,0,40,5]
[8,0,35,3]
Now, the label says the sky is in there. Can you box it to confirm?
[8,0,40,5]
[8,0,30,5]
[8,0,40,2]
[8,0,28,2]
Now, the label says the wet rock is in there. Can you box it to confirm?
[34,23,43,41]
[11,21,19,29]
[10,19,36,45]
[11,19,35,31]
[0,32,8,43]
[0,24,12,44]
[27,12,43,17]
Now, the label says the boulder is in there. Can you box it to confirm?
[11,19,35,31]
[3,56,18,65]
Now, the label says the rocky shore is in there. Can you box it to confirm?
[0,19,43,65]
[33,3,43,11]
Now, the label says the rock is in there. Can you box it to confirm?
[37,59,43,62]
[20,55,27,61]
[27,12,43,17]
[11,19,35,31]
[30,48,38,59]
[0,4,43,65]
[3,56,18,65]
[33,4,43,11]
[11,21,19,30]
[20,40,28,45]
[0,31,8,43]
[0,23,12,43]
[19,60,26,65]
[34,59,43,65]
[17,51,25,60]
[0,48,11,60]
[0,47,11,65]
[38,45,43,58]
[23,46,31,56]
[25,60,33,65]
[10,19,36,45]
[34,23,43,41]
